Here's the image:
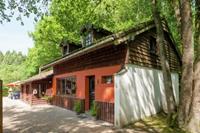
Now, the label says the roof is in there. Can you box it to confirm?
[40,20,181,70]
[20,70,53,84]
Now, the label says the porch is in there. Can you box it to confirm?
[20,70,53,105]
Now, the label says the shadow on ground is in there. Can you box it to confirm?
[3,101,114,133]
[3,98,186,133]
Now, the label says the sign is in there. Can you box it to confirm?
[33,89,37,94]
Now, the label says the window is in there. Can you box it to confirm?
[149,37,157,54]
[85,33,93,46]
[102,75,113,84]
[58,76,76,95]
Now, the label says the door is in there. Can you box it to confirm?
[88,76,95,109]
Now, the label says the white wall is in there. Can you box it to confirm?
[114,64,179,127]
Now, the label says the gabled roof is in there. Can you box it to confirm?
[20,70,53,84]
[40,20,181,71]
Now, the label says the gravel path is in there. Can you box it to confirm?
[3,97,117,133]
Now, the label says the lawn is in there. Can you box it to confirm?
[126,113,187,133]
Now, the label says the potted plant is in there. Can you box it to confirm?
[73,100,82,115]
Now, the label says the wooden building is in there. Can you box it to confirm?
[20,70,53,105]
[39,20,181,125]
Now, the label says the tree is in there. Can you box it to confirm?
[178,0,194,128]
[151,0,175,120]
[0,0,49,24]
[0,51,27,83]
[187,0,200,132]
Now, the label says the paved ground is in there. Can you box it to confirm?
[3,97,117,133]
[3,97,153,133]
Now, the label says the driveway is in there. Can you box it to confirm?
[3,97,117,133]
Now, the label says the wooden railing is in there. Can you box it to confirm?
[51,95,85,112]
[96,101,114,123]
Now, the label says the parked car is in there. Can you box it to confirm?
[12,91,20,99]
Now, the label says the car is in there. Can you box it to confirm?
[12,91,20,99]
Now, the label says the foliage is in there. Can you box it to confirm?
[0,0,49,24]
[25,16,62,76]
[89,101,100,117]
[73,100,83,114]
[2,86,9,97]
[41,95,53,103]
[0,51,27,84]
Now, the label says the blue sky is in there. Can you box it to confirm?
[0,17,35,55]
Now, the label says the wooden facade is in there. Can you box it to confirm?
[39,20,181,123]
[128,28,181,72]
[54,44,127,75]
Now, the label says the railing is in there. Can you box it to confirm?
[52,95,85,111]
[96,101,114,123]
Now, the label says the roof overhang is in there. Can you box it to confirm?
[20,70,53,84]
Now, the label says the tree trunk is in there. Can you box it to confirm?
[178,0,194,127]
[152,0,176,115]
[187,61,200,133]
[186,0,200,132]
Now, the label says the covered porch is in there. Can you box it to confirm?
[20,70,53,105]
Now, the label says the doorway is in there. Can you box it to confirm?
[88,76,95,109]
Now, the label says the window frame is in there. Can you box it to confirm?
[149,36,157,54]
[102,75,113,84]
[85,32,93,46]
[57,76,77,96]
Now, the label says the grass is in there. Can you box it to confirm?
[126,113,187,133]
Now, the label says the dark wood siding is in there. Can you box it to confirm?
[51,95,85,112]
[96,101,114,123]
[128,28,181,72]
[54,44,127,75]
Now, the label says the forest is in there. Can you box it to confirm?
[0,51,26,83]
[0,0,200,133]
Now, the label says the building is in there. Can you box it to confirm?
[21,20,181,127]
[20,70,53,105]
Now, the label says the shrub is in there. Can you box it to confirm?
[90,101,100,118]
[73,100,82,114]
[41,95,53,103]
[3,86,9,97]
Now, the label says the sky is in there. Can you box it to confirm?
[0,17,35,55]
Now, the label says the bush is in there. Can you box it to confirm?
[3,86,9,97]
[90,101,100,118]
[73,100,83,114]
[41,95,53,103]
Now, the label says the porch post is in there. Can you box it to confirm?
[29,83,33,105]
